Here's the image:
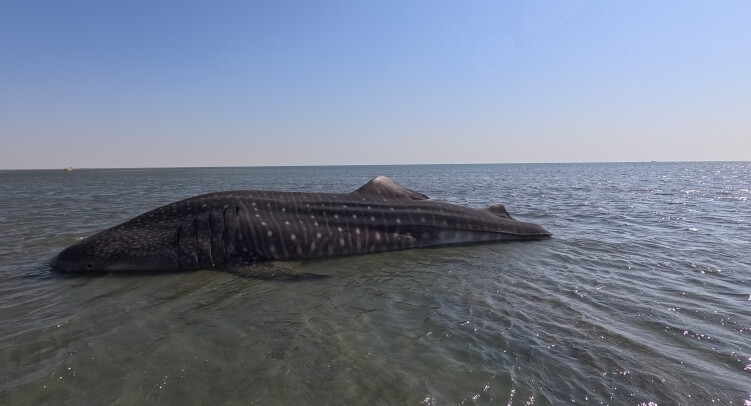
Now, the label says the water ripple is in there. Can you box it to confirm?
[1,163,750,404]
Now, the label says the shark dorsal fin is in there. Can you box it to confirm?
[353,176,429,200]
[485,204,514,219]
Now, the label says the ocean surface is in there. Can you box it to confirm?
[0,163,749,405]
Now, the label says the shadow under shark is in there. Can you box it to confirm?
[50,176,551,272]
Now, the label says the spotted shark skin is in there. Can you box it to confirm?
[50,176,551,272]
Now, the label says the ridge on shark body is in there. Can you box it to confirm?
[50,176,552,272]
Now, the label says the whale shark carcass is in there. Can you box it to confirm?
[50,176,551,272]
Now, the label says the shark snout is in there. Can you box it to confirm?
[49,246,93,272]
[50,228,184,272]
[49,253,62,271]
[49,252,76,272]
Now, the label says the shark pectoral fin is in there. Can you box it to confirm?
[485,204,514,220]
[226,262,330,281]
[352,176,429,200]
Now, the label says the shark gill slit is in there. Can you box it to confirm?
[176,219,199,270]
[194,217,198,267]
[204,214,215,267]
[175,224,182,271]
[222,205,238,262]
[208,209,226,265]
[206,212,214,266]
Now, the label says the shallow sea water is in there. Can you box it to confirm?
[0,163,749,405]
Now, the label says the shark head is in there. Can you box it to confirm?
[50,199,238,273]
[49,227,180,272]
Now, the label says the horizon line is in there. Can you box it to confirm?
[2,159,749,171]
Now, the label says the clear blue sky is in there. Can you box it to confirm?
[1,1,749,169]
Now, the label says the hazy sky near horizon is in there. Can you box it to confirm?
[1,1,749,169]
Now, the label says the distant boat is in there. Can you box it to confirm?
[64,167,73,172]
